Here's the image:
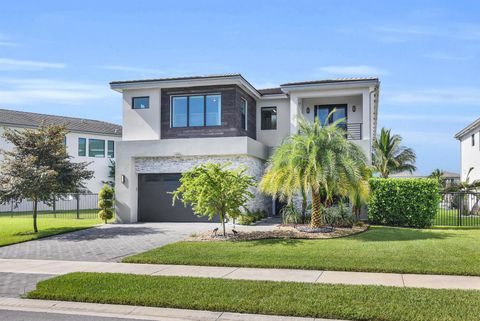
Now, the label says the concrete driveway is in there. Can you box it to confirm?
[0,222,217,262]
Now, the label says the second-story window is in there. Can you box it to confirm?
[240,98,247,130]
[261,107,277,130]
[171,94,221,127]
[78,138,86,156]
[107,140,115,158]
[89,139,105,158]
[473,133,476,146]
[132,96,149,109]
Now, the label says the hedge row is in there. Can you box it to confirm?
[368,178,439,228]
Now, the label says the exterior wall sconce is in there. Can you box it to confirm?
[352,105,356,112]
[306,107,310,114]
[121,175,126,184]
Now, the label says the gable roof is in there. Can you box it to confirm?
[0,108,122,136]
[455,117,480,140]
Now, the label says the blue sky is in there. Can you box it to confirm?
[1,0,479,175]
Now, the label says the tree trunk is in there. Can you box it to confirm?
[301,187,307,223]
[220,213,226,236]
[33,198,38,233]
[311,189,323,228]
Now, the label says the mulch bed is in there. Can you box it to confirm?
[186,225,368,242]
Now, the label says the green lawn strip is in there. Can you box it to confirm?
[27,272,480,321]
[123,226,480,276]
[0,216,105,247]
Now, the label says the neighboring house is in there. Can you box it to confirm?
[455,118,480,182]
[110,74,380,223]
[390,171,460,186]
[0,108,122,193]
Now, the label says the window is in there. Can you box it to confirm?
[132,97,149,109]
[240,98,247,130]
[314,105,347,130]
[78,138,86,156]
[261,107,277,130]
[107,140,115,158]
[171,94,221,127]
[473,134,476,146]
[88,139,105,157]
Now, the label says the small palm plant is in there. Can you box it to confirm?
[260,113,369,228]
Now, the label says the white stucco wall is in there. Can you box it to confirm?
[459,130,480,182]
[0,126,121,193]
[122,88,161,141]
[256,98,291,147]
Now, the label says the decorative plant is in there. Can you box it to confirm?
[98,184,114,224]
[372,128,416,178]
[0,125,93,233]
[260,113,369,228]
[280,202,302,227]
[172,162,255,236]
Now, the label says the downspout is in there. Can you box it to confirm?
[369,84,380,162]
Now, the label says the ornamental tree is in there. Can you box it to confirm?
[172,162,255,236]
[0,125,94,233]
[98,184,114,223]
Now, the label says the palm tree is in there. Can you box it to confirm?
[373,128,416,178]
[260,115,369,228]
[429,168,446,190]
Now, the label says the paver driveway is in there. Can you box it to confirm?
[0,222,217,262]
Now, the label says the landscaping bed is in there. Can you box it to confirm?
[187,224,367,241]
[124,226,480,276]
[28,272,480,321]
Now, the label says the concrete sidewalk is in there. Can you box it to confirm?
[0,297,345,321]
[2,258,480,290]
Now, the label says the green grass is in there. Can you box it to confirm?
[0,214,106,247]
[124,226,480,276]
[434,208,480,226]
[27,272,480,321]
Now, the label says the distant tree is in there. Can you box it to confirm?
[172,163,255,236]
[101,159,116,187]
[98,184,114,224]
[445,167,480,193]
[0,125,94,233]
[429,168,446,190]
[373,128,416,178]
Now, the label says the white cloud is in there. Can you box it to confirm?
[0,78,114,105]
[0,41,16,47]
[101,65,164,74]
[385,88,480,106]
[399,130,455,145]
[318,65,387,76]
[381,114,473,123]
[0,58,65,70]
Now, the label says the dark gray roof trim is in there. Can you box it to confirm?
[0,108,122,136]
[280,77,379,87]
[257,87,284,95]
[110,73,242,85]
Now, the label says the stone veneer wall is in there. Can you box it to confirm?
[135,155,272,215]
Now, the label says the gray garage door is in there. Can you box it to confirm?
[138,173,216,222]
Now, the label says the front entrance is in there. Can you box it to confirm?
[138,173,217,222]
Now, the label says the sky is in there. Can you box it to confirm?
[0,0,479,175]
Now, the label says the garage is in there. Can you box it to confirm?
[138,173,217,222]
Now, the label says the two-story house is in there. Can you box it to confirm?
[0,108,122,193]
[110,74,380,223]
[455,118,480,182]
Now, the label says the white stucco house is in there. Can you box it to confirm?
[0,108,122,193]
[110,74,380,223]
[455,118,480,182]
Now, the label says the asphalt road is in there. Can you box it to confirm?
[0,309,157,321]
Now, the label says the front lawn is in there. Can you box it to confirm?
[0,214,104,247]
[28,272,480,321]
[124,226,480,276]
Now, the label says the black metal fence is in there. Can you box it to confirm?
[435,192,480,226]
[0,193,100,220]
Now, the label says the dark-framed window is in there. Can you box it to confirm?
[261,107,277,130]
[88,139,105,158]
[171,94,221,128]
[132,96,150,109]
[314,104,347,129]
[107,140,115,158]
[78,138,86,156]
[240,98,247,130]
[473,134,476,146]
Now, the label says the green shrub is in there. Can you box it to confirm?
[237,209,267,225]
[368,178,439,228]
[280,203,302,225]
[98,184,114,223]
[237,215,255,225]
